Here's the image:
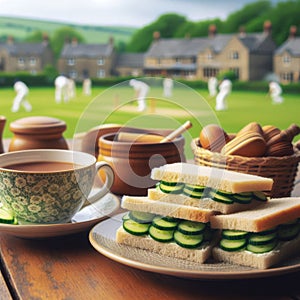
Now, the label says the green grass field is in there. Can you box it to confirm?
[0,82,299,159]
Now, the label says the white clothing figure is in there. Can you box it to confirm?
[129,79,150,112]
[208,77,218,98]
[269,81,283,104]
[68,79,76,99]
[82,78,92,96]
[11,81,32,112]
[55,76,70,103]
[215,78,232,111]
[163,77,173,98]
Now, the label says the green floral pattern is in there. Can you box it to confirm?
[0,166,94,224]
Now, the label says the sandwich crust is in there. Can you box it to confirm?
[151,163,273,194]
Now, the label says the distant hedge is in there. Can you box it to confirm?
[0,73,299,94]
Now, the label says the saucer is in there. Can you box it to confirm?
[0,192,120,239]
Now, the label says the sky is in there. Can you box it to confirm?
[0,0,282,27]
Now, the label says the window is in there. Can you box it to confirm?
[230,51,239,60]
[281,72,293,82]
[97,57,105,65]
[67,58,75,66]
[69,70,77,79]
[29,57,36,66]
[207,53,213,60]
[18,57,25,66]
[283,55,291,64]
[203,68,218,78]
[97,69,105,78]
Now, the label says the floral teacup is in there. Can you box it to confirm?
[0,149,114,224]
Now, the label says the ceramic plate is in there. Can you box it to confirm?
[0,192,119,239]
[89,213,300,280]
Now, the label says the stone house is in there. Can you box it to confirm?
[274,26,300,83]
[114,53,144,77]
[144,22,276,81]
[0,36,54,74]
[57,37,116,80]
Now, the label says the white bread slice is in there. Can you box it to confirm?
[121,195,215,222]
[116,227,215,263]
[151,163,273,193]
[213,234,300,269]
[210,197,300,232]
[148,188,263,214]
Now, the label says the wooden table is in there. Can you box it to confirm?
[0,139,299,299]
[0,230,300,300]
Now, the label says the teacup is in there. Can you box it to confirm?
[0,149,114,224]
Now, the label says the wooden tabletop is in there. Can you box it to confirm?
[0,229,300,300]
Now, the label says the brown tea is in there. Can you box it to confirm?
[4,161,79,172]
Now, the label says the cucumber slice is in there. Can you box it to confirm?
[220,238,247,252]
[160,181,181,187]
[278,224,299,241]
[159,182,184,194]
[255,227,277,236]
[122,212,130,221]
[232,192,252,204]
[253,191,267,202]
[246,240,277,253]
[174,231,204,249]
[0,207,15,224]
[123,219,150,236]
[162,216,179,222]
[149,226,174,242]
[248,232,277,245]
[182,187,203,199]
[210,192,234,204]
[128,211,156,223]
[222,230,248,240]
[177,220,206,235]
[184,184,205,193]
[152,216,178,231]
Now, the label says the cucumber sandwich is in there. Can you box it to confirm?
[211,197,300,269]
[149,162,273,214]
[116,163,273,264]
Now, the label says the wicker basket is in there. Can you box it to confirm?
[191,138,300,198]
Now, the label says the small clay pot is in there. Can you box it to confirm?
[9,116,68,152]
[98,131,186,196]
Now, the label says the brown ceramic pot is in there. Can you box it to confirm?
[98,132,186,196]
[9,116,68,152]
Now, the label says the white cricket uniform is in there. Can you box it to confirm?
[215,79,232,111]
[269,81,283,104]
[12,81,32,112]
[129,79,150,112]
[55,76,70,103]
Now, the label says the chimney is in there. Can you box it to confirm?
[289,25,297,39]
[263,20,272,35]
[42,33,49,46]
[108,36,114,45]
[153,31,160,41]
[71,38,78,47]
[6,36,14,45]
[208,24,217,38]
[239,26,246,37]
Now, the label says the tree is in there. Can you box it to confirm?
[126,14,186,52]
[51,26,85,58]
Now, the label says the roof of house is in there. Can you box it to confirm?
[145,32,275,58]
[0,42,49,56]
[60,43,114,58]
[115,53,144,68]
[145,35,231,58]
[275,37,300,56]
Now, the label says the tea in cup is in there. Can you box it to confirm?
[0,149,114,224]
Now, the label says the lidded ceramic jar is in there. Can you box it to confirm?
[98,131,186,196]
[9,116,69,151]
